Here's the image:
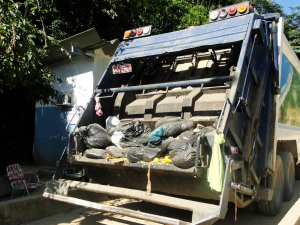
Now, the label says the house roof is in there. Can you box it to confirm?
[44,28,118,64]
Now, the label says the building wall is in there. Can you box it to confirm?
[34,49,113,166]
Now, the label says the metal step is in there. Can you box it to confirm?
[43,179,221,225]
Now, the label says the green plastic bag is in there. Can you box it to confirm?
[208,133,225,192]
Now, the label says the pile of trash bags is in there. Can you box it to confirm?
[74,116,211,169]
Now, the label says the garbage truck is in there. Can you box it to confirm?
[44,1,300,224]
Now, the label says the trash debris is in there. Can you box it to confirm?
[152,158,160,163]
[148,127,164,144]
[111,131,124,149]
[168,139,193,157]
[162,156,172,164]
[161,120,196,137]
[79,124,112,149]
[108,120,151,140]
[77,119,210,170]
[84,148,107,159]
[106,116,120,130]
[106,146,125,158]
[172,147,197,169]
[125,146,162,163]
[155,116,183,128]
[178,131,198,142]
[73,128,86,152]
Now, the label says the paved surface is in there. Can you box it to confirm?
[22,181,300,225]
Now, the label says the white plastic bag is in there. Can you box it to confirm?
[106,116,120,130]
[111,131,124,149]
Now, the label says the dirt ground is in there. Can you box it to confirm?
[21,181,300,225]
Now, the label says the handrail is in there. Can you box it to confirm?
[95,76,233,95]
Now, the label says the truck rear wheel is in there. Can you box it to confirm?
[295,164,300,180]
[258,156,284,216]
[278,152,295,201]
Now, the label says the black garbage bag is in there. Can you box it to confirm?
[148,137,173,155]
[73,130,86,152]
[121,134,149,146]
[133,121,152,137]
[108,120,151,140]
[125,146,161,163]
[84,148,107,159]
[107,120,135,136]
[172,147,197,169]
[132,136,149,145]
[161,120,196,137]
[195,126,215,135]
[168,139,193,158]
[106,146,125,158]
[79,124,113,149]
[155,116,183,128]
[178,131,198,142]
[119,140,143,148]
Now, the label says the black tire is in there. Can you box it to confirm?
[295,163,300,180]
[258,155,284,216]
[278,152,295,201]
[244,201,258,213]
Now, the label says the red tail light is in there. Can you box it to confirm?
[131,29,137,37]
[229,6,237,16]
[137,28,143,35]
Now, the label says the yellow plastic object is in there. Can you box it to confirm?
[162,156,172,164]
[207,133,225,192]
[153,158,160,163]
[238,3,247,13]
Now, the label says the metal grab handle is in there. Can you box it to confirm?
[66,106,85,134]
[142,87,169,96]
[95,92,115,99]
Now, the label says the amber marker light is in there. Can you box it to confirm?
[124,30,131,38]
[238,3,247,13]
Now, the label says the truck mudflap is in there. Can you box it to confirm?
[43,159,232,225]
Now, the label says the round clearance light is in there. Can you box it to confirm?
[143,26,150,34]
[131,29,137,37]
[219,9,228,18]
[229,6,237,16]
[137,28,143,36]
[238,3,247,13]
[210,11,219,21]
[124,30,131,38]
[250,4,254,12]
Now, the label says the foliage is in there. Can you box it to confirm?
[0,0,64,104]
[251,0,283,14]
[284,6,300,58]
[43,0,287,39]
[1,0,299,104]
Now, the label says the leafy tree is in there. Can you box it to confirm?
[251,0,283,14]
[0,0,63,104]
[284,6,300,58]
